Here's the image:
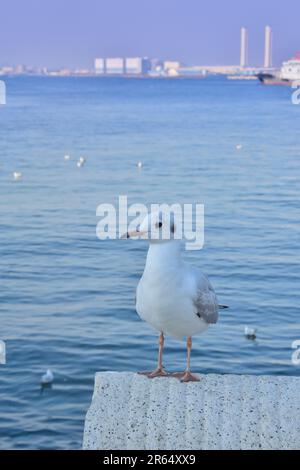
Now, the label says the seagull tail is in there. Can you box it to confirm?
[218,304,229,309]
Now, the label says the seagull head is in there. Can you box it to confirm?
[124,211,177,244]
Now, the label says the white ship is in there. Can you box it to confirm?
[280,56,300,81]
[258,53,300,85]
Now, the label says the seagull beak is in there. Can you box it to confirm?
[121,229,146,239]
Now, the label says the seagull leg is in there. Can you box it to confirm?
[173,337,200,382]
[138,332,169,378]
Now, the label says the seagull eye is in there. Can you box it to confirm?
[155,222,163,229]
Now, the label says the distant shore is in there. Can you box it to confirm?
[0,73,259,80]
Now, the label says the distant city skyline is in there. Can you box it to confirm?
[0,0,299,68]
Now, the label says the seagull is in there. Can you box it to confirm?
[236,144,243,150]
[125,211,228,382]
[64,154,71,161]
[41,369,54,385]
[244,326,257,340]
[77,156,86,168]
[137,161,143,169]
[13,171,22,181]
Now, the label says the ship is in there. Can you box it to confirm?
[257,54,300,85]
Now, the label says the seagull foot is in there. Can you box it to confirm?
[138,367,169,378]
[180,371,200,382]
[172,371,200,382]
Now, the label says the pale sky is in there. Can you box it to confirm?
[0,0,299,68]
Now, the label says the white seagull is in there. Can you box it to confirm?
[13,171,22,181]
[125,211,228,382]
[244,326,257,340]
[41,369,54,385]
[77,156,86,168]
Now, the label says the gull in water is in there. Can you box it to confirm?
[236,144,243,150]
[137,161,143,169]
[41,369,54,385]
[77,156,86,168]
[64,154,71,161]
[244,326,257,340]
[13,171,22,181]
[125,211,228,382]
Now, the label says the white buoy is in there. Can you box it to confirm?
[41,369,54,385]
[236,144,243,150]
[64,154,71,161]
[137,161,143,169]
[13,171,22,181]
[244,326,257,340]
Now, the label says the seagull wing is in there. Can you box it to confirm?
[192,272,219,324]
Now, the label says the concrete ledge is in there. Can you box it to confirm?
[83,372,300,450]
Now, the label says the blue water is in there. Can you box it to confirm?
[0,76,299,449]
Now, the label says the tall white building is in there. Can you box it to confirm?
[240,27,248,67]
[106,58,124,74]
[94,58,105,74]
[125,57,151,74]
[125,58,142,74]
[264,25,272,68]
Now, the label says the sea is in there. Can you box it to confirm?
[0,75,299,449]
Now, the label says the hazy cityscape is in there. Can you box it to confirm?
[0,26,284,78]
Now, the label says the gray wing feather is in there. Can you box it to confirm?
[193,274,219,324]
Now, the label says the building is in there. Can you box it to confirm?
[177,66,207,77]
[179,65,241,75]
[125,57,142,74]
[105,58,124,74]
[141,57,151,74]
[124,57,151,75]
[163,61,181,72]
[163,61,181,77]
[0,66,14,75]
[15,65,25,74]
[264,25,272,68]
[240,27,248,67]
[95,58,105,74]
[74,69,91,75]
[94,57,151,75]
[149,58,163,72]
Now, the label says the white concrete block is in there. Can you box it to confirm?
[83,372,300,450]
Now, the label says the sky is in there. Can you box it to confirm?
[0,0,299,68]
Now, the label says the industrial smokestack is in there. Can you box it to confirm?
[264,25,272,68]
[240,27,248,67]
